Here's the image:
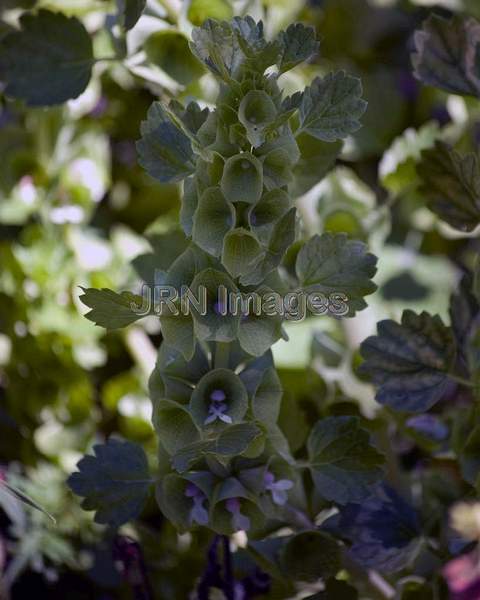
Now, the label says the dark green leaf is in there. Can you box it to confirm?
[304,579,358,600]
[292,135,342,196]
[68,438,152,527]
[277,23,319,73]
[299,71,367,142]
[307,416,384,504]
[280,531,342,582]
[360,310,456,412]
[137,102,195,183]
[412,14,480,97]
[417,141,480,232]
[123,0,146,30]
[0,9,93,106]
[295,233,377,316]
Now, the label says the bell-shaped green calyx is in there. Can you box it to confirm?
[222,228,264,279]
[153,398,200,455]
[192,186,235,256]
[239,90,277,147]
[262,148,293,190]
[158,471,216,531]
[249,188,292,243]
[190,268,240,341]
[190,368,248,428]
[221,152,263,204]
[209,477,264,535]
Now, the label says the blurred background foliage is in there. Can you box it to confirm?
[0,0,479,598]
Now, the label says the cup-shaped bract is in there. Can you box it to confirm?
[239,90,277,147]
[221,152,263,204]
[192,186,235,256]
[249,188,292,243]
[190,368,248,428]
[222,228,264,279]
[209,477,265,535]
[190,268,240,341]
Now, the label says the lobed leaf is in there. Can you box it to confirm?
[277,23,319,73]
[360,310,456,412]
[67,438,152,527]
[412,14,480,98]
[295,233,377,317]
[298,71,367,142]
[417,141,480,232]
[307,416,384,504]
[137,102,195,184]
[0,9,93,106]
[80,288,145,329]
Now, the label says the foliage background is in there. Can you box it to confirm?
[0,0,479,598]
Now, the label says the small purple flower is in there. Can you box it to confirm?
[406,414,449,442]
[264,471,293,505]
[185,482,209,526]
[205,389,232,425]
[225,498,250,532]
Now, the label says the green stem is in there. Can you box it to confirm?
[214,342,230,370]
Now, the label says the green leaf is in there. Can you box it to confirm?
[292,135,342,197]
[137,102,195,184]
[222,228,264,279]
[277,23,319,73]
[280,531,342,582]
[299,71,367,142]
[295,233,377,316]
[190,18,242,80]
[232,17,281,73]
[360,310,456,412]
[307,416,384,504]
[192,186,235,257]
[221,152,263,204]
[171,100,210,136]
[0,9,93,106]
[80,288,145,329]
[187,0,233,26]
[67,438,152,527]
[417,141,480,232]
[122,0,146,30]
[144,30,204,86]
[412,14,480,98]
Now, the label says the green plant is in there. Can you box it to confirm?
[66,15,386,596]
